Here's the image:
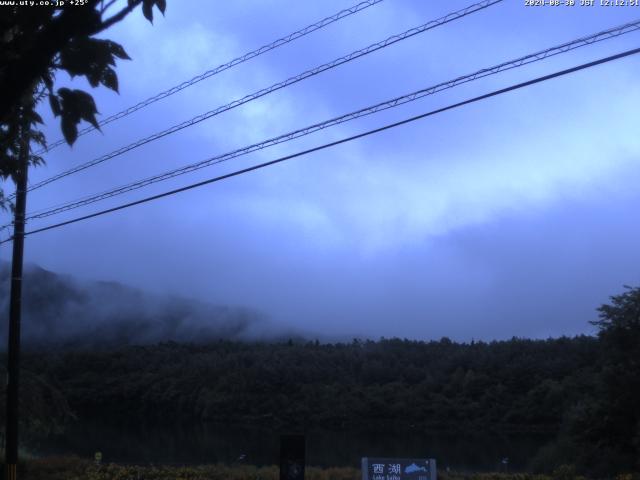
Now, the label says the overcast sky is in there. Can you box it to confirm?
[2,0,639,341]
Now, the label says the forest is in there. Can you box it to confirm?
[1,287,639,476]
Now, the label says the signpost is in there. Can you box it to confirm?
[362,458,437,480]
[279,434,305,480]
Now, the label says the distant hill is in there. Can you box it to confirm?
[0,262,290,349]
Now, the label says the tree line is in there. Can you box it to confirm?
[1,286,639,475]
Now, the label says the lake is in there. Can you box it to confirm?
[32,419,552,472]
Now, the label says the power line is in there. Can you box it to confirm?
[3,46,637,244]
[18,0,503,197]
[20,19,640,222]
[35,0,386,155]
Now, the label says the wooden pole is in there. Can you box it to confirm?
[5,114,29,480]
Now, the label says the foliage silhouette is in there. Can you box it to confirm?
[0,0,167,209]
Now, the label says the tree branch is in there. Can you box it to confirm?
[100,0,119,15]
[100,0,142,31]
[0,1,142,123]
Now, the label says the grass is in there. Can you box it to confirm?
[6,456,640,480]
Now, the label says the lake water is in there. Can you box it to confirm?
[33,420,552,471]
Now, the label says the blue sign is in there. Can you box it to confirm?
[362,458,436,480]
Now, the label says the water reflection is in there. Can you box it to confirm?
[35,420,552,471]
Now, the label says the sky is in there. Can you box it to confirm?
[1,0,640,341]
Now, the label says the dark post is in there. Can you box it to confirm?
[5,115,29,480]
[279,434,305,480]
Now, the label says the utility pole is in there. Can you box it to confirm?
[5,112,30,480]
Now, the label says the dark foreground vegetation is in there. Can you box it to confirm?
[1,287,639,477]
[17,456,637,480]
[13,456,640,480]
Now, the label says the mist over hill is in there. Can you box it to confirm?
[0,262,292,349]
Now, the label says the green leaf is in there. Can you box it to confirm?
[61,114,78,146]
[57,88,101,144]
[86,68,102,88]
[100,67,119,93]
[26,109,44,125]
[106,40,131,61]
[142,0,153,23]
[29,154,45,167]
[59,38,119,87]
[57,87,73,102]
[156,0,166,15]
[49,94,61,117]
[71,90,100,130]
[29,130,47,148]
[42,72,54,92]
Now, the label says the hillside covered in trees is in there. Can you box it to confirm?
[22,336,598,433]
[0,262,293,348]
[1,285,638,476]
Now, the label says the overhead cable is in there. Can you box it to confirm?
[35,0,386,155]
[19,0,503,197]
[3,45,637,244]
[21,19,640,221]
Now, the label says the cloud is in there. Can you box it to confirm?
[111,16,240,94]
[4,1,640,344]
[206,57,640,253]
